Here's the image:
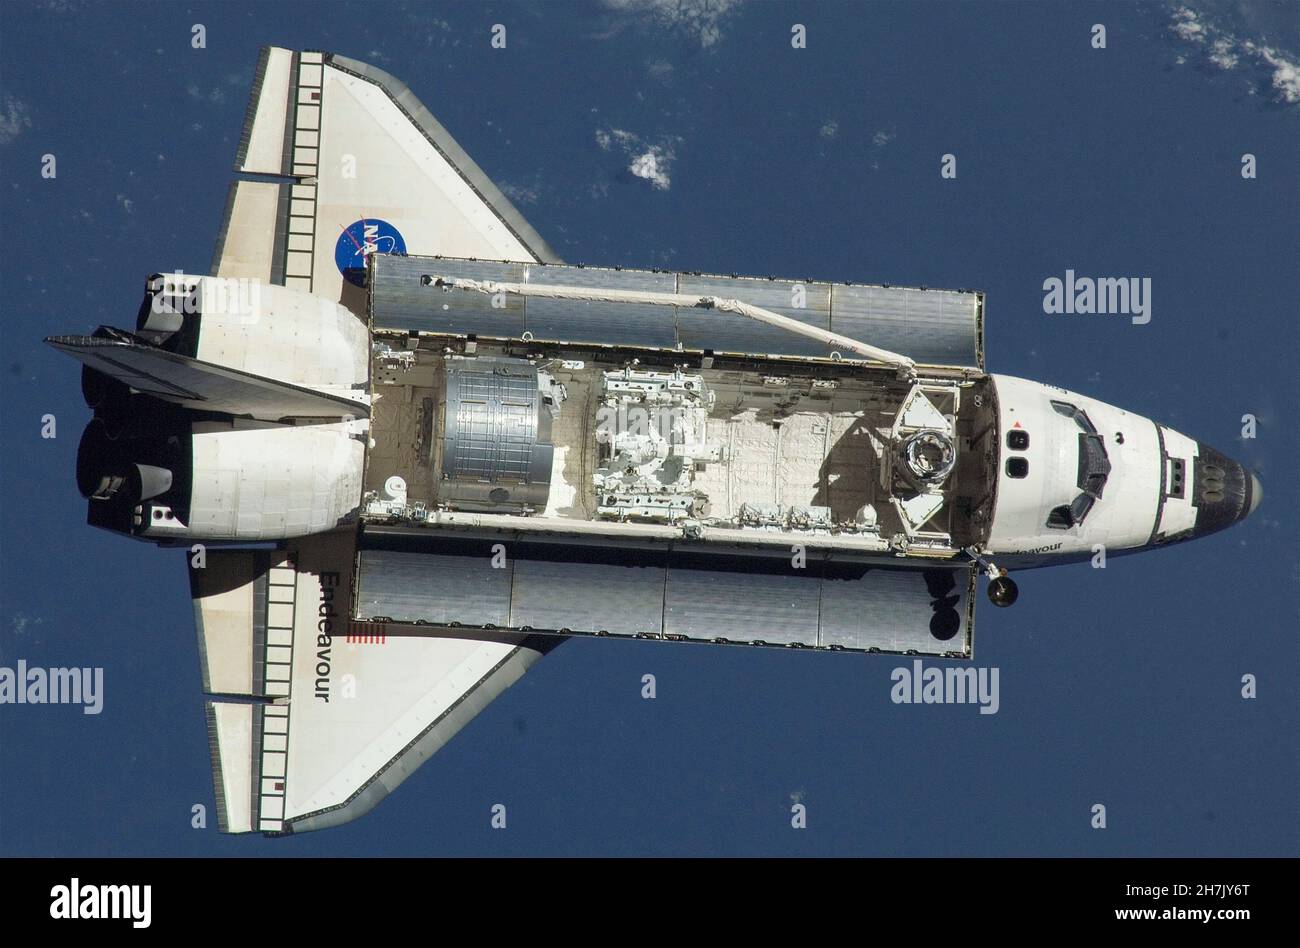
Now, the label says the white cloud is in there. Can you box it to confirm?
[597,128,639,151]
[872,129,895,148]
[117,194,134,214]
[820,119,838,140]
[1167,4,1300,107]
[602,0,745,49]
[647,58,674,83]
[1169,6,1208,43]
[1245,41,1300,104]
[594,126,681,191]
[0,94,32,145]
[628,149,672,189]
[1208,37,1238,70]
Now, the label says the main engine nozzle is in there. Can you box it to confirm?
[76,421,173,503]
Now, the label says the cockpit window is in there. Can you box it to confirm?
[1046,401,1111,529]
[1051,400,1098,434]
[1078,432,1111,498]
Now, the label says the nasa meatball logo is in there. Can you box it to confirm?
[334,218,406,285]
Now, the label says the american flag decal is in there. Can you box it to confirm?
[346,620,388,645]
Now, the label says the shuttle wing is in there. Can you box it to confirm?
[212,47,561,302]
[191,47,569,833]
[210,180,287,285]
[193,531,562,834]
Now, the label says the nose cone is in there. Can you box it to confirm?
[1191,443,1261,538]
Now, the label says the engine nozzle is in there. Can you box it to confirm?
[76,422,173,503]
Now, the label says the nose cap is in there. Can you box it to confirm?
[1191,443,1261,538]
[1249,472,1263,516]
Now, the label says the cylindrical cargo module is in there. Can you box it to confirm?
[430,356,556,513]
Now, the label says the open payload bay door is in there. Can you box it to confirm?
[212,47,560,304]
[370,255,984,368]
[355,528,976,658]
[192,529,561,834]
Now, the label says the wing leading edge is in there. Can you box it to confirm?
[212,47,561,303]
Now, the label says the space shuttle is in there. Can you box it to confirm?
[46,48,1261,834]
